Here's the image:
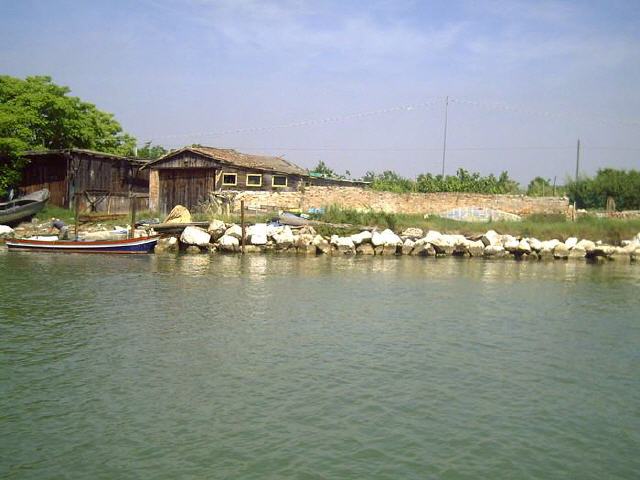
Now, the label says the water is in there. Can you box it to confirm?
[1,251,639,479]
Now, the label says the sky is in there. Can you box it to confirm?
[2,0,639,183]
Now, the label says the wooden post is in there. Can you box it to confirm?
[74,194,80,240]
[240,199,246,254]
[130,195,137,239]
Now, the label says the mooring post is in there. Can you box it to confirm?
[74,194,80,240]
[130,195,137,239]
[240,199,246,254]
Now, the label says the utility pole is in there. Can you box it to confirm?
[575,138,581,182]
[441,95,449,177]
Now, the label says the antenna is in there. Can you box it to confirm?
[441,96,449,177]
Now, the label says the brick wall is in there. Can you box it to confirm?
[239,186,569,216]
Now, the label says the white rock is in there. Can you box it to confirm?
[401,227,424,238]
[526,238,543,252]
[402,238,415,255]
[225,224,243,239]
[266,225,283,238]
[350,231,372,245]
[517,239,531,254]
[565,237,578,249]
[180,226,211,246]
[247,223,267,237]
[273,226,295,247]
[424,230,443,244]
[335,237,355,248]
[218,234,239,251]
[553,244,569,259]
[467,240,485,257]
[481,230,501,246]
[575,239,595,252]
[540,239,561,251]
[504,237,520,252]
[313,235,331,254]
[380,229,402,246]
[250,234,267,245]
[0,225,14,236]
[484,245,505,256]
[207,219,227,240]
[371,231,385,247]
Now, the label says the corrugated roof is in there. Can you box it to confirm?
[144,146,308,176]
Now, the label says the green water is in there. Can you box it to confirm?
[1,251,639,479]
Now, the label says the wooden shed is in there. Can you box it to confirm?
[19,149,149,213]
[143,146,309,213]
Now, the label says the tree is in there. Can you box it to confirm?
[137,141,167,159]
[0,75,137,194]
[567,168,640,210]
[527,177,552,196]
[310,160,337,177]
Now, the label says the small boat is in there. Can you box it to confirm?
[0,189,49,225]
[6,235,160,254]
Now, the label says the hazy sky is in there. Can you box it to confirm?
[2,0,639,182]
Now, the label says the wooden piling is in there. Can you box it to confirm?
[130,195,137,239]
[74,194,80,240]
[240,199,246,254]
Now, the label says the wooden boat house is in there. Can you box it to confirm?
[143,146,309,213]
[19,149,150,213]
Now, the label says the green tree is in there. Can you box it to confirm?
[567,168,640,210]
[526,177,552,196]
[0,75,136,194]
[311,160,337,177]
[137,141,167,159]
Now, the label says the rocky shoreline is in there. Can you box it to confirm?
[154,221,640,263]
[2,219,639,262]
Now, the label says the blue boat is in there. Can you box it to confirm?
[6,235,159,254]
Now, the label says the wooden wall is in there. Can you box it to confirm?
[20,154,69,206]
[150,151,304,213]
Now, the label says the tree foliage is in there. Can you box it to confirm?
[137,141,167,159]
[363,168,520,194]
[0,75,137,193]
[311,160,337,177]
[567,168,640,210]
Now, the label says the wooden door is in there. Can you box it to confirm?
[158,168,216,214]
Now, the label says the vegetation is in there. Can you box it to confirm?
[0,75,166,195]
[360,168,521,194]
[567,168,640,210]
[312,206,640,244]
[137,141,167,159]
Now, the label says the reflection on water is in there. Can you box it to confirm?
[1,250,639,479]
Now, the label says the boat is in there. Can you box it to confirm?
[0,189,49,225]
[5,235,160,254]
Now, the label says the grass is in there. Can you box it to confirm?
[312,206,640,244]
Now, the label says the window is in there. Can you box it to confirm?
[222,173,237,186]
[246,174,262,186]
[272,175,288,187]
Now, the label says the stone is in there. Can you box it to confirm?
[402,239,415,255]
[313,235,331,254]
[565,237,578,249]
[516,239,531,254]
[218,234,239,252]
[632,248,640,262]
[591,245,616,257]
[298,225,317,236]
[568,248,586,259]
[427,233,455,255]
[350,231,372,245]
[335,237,356,255]
[374,245,384,255]
[243,245,264,253]
[380,229,402,246]
[163,205,191,224]
[297,243,317,254]
[180,226,211,246]
[481,229,501,246]
[266,225,284,238]
[527,237,543,252]
[503,236,519,252]
[356,243,375,255]
[467,240,485,257]
[483,245,505,257]
[294,233,314,248]
[381,244,398,255]
[553,244,569,259]
[272,226,295,249]
[401,227,424,239]
[207,220,227,240]
[424,230,443,244]
[575,239,596,252]
[0,225,14,237]
[371,231,384,247]
[225,224,243,239]
[247,223,268,245]
[185,245,202,254]
[410,240,435,256]
[155,236,178,253]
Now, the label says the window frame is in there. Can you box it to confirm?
[272,175,288,188]
[221,172,238,186]
[246,173,263,187]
